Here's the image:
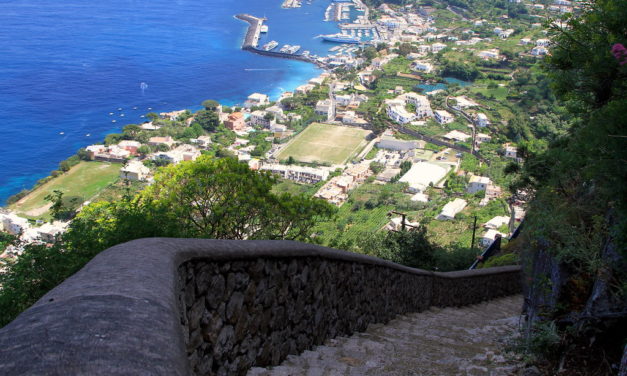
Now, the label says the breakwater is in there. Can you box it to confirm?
[235,14,325,68]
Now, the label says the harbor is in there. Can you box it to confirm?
[235,14,327,67]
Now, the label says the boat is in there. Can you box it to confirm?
[320,33,361,44]
[260,25,269,33]
[112,120,117,123]
[86,133,91,137]
[262,40,279,51]
[279,44,291,53]
[59,132,64,135]
[288,45,301,54]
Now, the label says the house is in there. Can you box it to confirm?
[387,217,420,232]
[265,105,285,121]
[477,49,500,60]
[504,144,518,159]
[434,110,454,124]
[377,168,401,182]
[261,164,329,184]
[411,61,433,73]
[148,136,175,148]
[485,216,510,230]
[335,94,353,107]
[467,175,492,194]
[399,162,449,193]
[403,93,433,118]
[118,140,141,155]
[476,133,492,144]
[249,111,274,128]
[410,193,429,203]
[479,229,505,247]
[190,135,212,149]
[476,113,490,127]
[531,46,549,56]
[315,99,336,121]
[120,160,151,181]
[140,122,160,131]
[485,184,502,200]
[295,84,315,95]
[536,39,550,47]
[85,145,107,159]
[224,112,245,131]
[430,43,447,53]
[520,38,532,45]
[437,198,467,220]
[159,110,186,121]
[0,213,30,236]
[36,221,69,243]
[244,93,270,109]
[443,130,471,143]
[92,145,130,163]
[386,100,416,124]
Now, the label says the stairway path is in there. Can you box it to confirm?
[249,295,524,376]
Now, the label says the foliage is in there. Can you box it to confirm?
[359,226,439,270]
[192,109,220,132]
[481,252,519,268]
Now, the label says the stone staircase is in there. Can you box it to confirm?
[249,295,524,376]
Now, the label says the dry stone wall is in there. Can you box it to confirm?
[178,258,433,375]
[0,238,521,376]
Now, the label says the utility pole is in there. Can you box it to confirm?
[470,216,477,252]
[387,210,419,232]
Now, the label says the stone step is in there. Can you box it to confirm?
[248,295,524,376]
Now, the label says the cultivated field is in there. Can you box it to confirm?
[11,161,121,218]
[277,123,370,165]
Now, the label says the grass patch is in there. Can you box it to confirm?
[471,86,509,100]
[11,161,121,219]
[277,123,370,165]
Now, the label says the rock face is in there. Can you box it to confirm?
[248,295,524,376]
[179,258,522,376]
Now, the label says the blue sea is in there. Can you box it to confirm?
[0,0,345,204]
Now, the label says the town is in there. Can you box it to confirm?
[1,0,573,263]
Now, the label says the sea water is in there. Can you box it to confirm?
[0,0,342,204]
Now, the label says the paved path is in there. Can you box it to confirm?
[249,295,524,376]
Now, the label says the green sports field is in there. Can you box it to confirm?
[277,123,370,165]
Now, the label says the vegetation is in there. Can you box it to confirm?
[508,0,627,373]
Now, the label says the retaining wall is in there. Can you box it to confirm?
[0,238,522,375]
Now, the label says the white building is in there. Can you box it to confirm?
[120,160,151,181]
[480,229,505,247]
[443,130,471,143]
[244,93,270,109]
[476,113,490,127]
[437,198,467,220]
[37,221,69,243]
[249,110,274,128]
[434,110,454,124]
[476,133,492,144]
[335,94,353,107]
[431,43,447,53]
[485,216,510,230]
[315,99,336,121]
[403,93,433,118]
[0,213,30,236]
[531,46,549,56]
[399,162,449,193]
[477,49,500,60]
[467,175,492,194]
[260,164,329,184]
[386,100,416,124]
[411,61,433,73]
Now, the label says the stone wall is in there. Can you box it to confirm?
[0,238,522,376]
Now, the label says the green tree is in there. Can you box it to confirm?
[201,99,220,111]
[193,110,220,132]
[44,190,65,221]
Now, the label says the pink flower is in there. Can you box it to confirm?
[611,43,627,66]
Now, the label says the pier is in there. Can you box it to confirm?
[235,14,266,49]
[235,14,329,68]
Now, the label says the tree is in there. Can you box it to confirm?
[201,99,220,111]
[359,226,439,270]
[44,190,65,221]
[146,112,159,121]
[193,110,220,132]
[123,124,141,139]
[137,145,151,157]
